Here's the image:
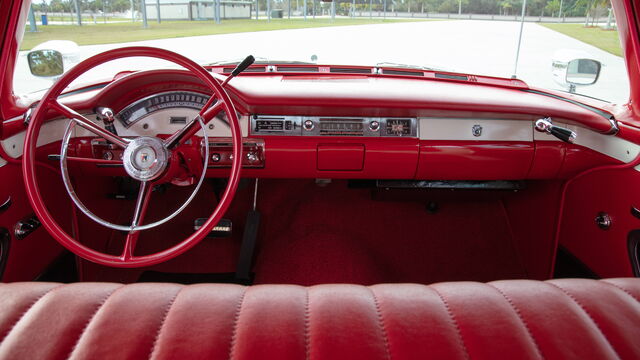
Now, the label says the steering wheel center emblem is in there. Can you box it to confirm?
[123,137,168,181]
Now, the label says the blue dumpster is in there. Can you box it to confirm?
[41,14,48,25]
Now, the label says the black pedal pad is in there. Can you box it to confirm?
[194,218,232,238]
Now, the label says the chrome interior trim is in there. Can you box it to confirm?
[604,118,620,135]
[59,118,209,232]
[419,118,533,141]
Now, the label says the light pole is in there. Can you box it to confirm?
[352,0,355,17]
[383,0,386,19]
[303,0,306,20]
[156,0,160,22]
[73,0,82,25]
[28,6,37,32]
[267,0,271,22]
[331,0,335,20]
[369,0,372,18]
[458,0,461,16]
[141,0,148,27]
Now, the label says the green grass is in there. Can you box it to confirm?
[21,18,426,51]
[540,23,623,57]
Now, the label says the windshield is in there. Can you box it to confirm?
[14,0,629,104]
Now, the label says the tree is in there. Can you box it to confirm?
[545,0,560,16]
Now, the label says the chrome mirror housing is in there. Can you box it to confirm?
[26,40,79,78]
[552,50,602,93]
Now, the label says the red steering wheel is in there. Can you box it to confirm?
[22,47,243,268]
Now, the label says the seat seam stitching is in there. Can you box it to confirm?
[601,280,640,303]
[486,283,545,360]
[546,282,622,360]
[227,287,248,360]
[147,286,184,360]
[304,288,310,360]
[66,285,125,360]
[0,283,66,344]
[368,287,392,360]
[429,286,471,360]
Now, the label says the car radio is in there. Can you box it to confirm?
[251,115,418,137]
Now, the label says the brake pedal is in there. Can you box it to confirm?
[194,218,232,238]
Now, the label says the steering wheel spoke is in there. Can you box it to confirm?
[164,98,222,149]
[122,181,154,260]
[49,100,129,149]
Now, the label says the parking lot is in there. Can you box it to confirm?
[14,20,629,104]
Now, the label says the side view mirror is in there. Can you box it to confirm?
[551,50,602,93]
[27,49,64,77]
[566,58,601,85]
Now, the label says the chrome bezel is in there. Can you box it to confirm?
[122,137,168,181]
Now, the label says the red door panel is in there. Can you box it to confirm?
[0,162,65,281]
[560,168,640,277]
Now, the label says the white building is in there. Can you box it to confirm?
[144,0,253,20]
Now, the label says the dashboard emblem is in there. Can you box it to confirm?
[472,124,482,137]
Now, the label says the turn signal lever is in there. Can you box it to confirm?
[535,118,576,144]
[96,107,118,137]
[220,55,255,87]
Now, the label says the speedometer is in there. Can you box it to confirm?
[116,91,210,127]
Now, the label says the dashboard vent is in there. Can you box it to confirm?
[435,73,469,81]
[382,69,424,76]
[223,67,266,73]
[329,67,371,74]
[277,66,319,72]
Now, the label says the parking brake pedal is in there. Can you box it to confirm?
[194,218,232,238]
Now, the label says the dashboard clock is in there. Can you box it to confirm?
[386,119,412,136]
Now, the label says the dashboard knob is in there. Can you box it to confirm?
[246,152,258,162]
[102,151,113,161]
[369,121,380,131]
[211,153,221,162]
[303,119,315,131]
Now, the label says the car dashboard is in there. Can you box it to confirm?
[2,67,637,182]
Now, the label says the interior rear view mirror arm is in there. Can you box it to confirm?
[535,117,577,144]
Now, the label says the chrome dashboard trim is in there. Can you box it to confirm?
[419,118,533,142]
[250,115,418,137]
[115,90,210,128]
[604,118,620,135]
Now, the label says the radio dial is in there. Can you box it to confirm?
[303,119,315,131]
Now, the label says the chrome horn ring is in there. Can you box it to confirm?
[59,116,209,232]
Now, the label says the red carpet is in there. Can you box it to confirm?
[76,179,552,284]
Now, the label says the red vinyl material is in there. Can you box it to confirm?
[317,144,365,171]
[0,279,638,360]
[416,141,535,180]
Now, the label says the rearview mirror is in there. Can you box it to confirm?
[566,58,601,85]
[27,49,64,78]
